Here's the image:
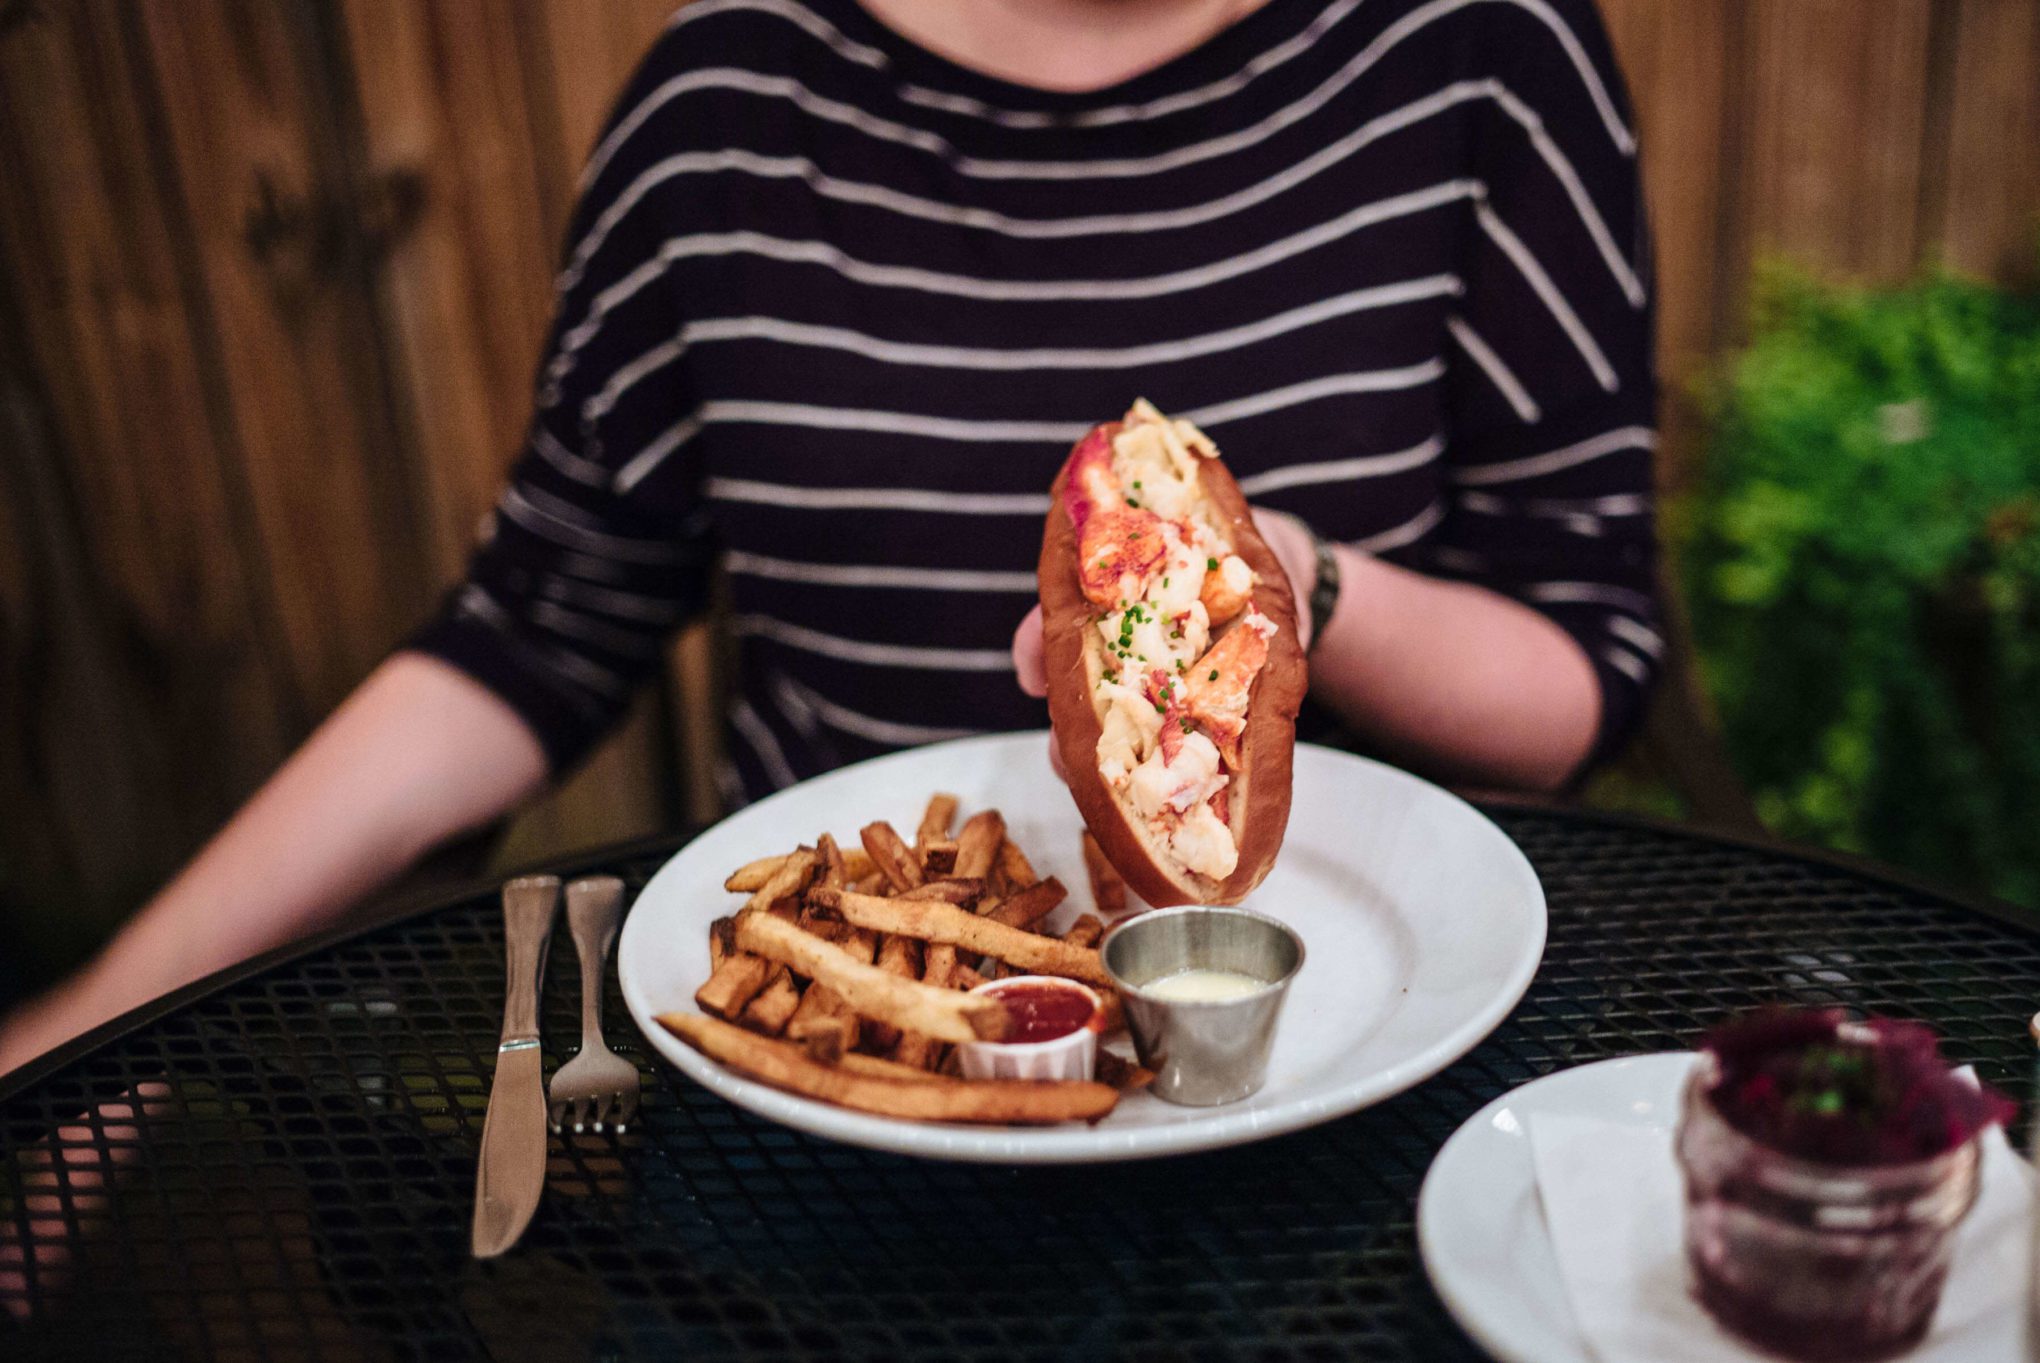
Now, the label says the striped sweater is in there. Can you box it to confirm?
[410,0,1662,802]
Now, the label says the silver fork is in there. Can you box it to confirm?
[547,876,640,1133]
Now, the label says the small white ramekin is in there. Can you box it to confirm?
[958,976,1102,1082]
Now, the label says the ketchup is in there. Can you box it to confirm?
[988,982,1097,1044]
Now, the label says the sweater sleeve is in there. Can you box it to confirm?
[406,44,714,775]
[1411,0,1662,768]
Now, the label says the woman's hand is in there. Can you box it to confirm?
[1010,604,1067,782]
[1247,508,1318,652]
[1012,602,1049,701]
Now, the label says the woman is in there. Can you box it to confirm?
[0,0,1657,1073]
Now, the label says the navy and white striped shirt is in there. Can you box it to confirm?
[411,0,1662,801]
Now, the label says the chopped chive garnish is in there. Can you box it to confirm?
[1207,557,1219,571]
[1208,670,1219,681]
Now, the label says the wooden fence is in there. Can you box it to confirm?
[1,0,2036,979]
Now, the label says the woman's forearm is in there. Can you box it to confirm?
[0,653,548,1073]
[1308,543,1600,792]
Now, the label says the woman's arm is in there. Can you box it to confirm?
[0,653,548,1077]
[1254,514,1600,792]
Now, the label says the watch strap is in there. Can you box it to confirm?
[1307,529,1340,653]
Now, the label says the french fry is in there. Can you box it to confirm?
[873,933,922,975]
[787,977,855,1036]
[743,842,870,893]
[796,912,846,944]
[658,1014,1117,1125]
[787,1013,854,1063]
[724,852,792,893]
[1095,1049,1156,1093]
[949,963,989,991]
[860,821,923,892]
[896,938,952,1071]
[895,878,983,906]
[737,914,1007,1044]
[747,847,820,914]
[709,916,737,971]
[914,794,958,850]
[861,932,922,1053]
[1080,830,1126,916]
[784,922,877,1055]
[1061,913,1105,948]
[997,838,1040,890]
[899,934,964,1068]
[817,832,847,890]
[739,967,802,1035]
[833,1050,948,1084]
[892,1035,949,1071]
[695,953,774,1019]
[920,840,958,874]
[850,871,887,894]
[953,811,1005,880]
[811,888,1112,988]
[983,876,1067,929]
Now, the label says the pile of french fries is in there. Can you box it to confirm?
[657,795,1143,1126]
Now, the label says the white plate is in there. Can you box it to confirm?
[1419,1054,1695,1363]
[1418,1053,2036,1363]
[619,732,1546,1163]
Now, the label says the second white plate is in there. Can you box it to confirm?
[619,732,1546,1163]
[1417,1053,2037,1363]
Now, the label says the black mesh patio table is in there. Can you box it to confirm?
[4,808,2036,1362]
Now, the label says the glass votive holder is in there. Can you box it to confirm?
[1675,1054,1982,1362]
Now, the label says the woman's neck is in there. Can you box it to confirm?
[857,0,1273,93]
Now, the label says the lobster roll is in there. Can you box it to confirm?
[1038,401,1308,907]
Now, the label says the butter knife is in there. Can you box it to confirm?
[472,874,560,1258]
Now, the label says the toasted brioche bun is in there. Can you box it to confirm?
[1039,421,1307,907]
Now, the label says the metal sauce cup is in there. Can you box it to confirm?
[1101,905,1304,1106]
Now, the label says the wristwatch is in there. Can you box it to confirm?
[1306,526,1341,654]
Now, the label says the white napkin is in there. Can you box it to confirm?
[1528,1105,2035,1363]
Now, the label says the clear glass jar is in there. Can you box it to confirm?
[1675,1056,1981,1362]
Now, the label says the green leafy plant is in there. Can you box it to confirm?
[1684,263,2040,906]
